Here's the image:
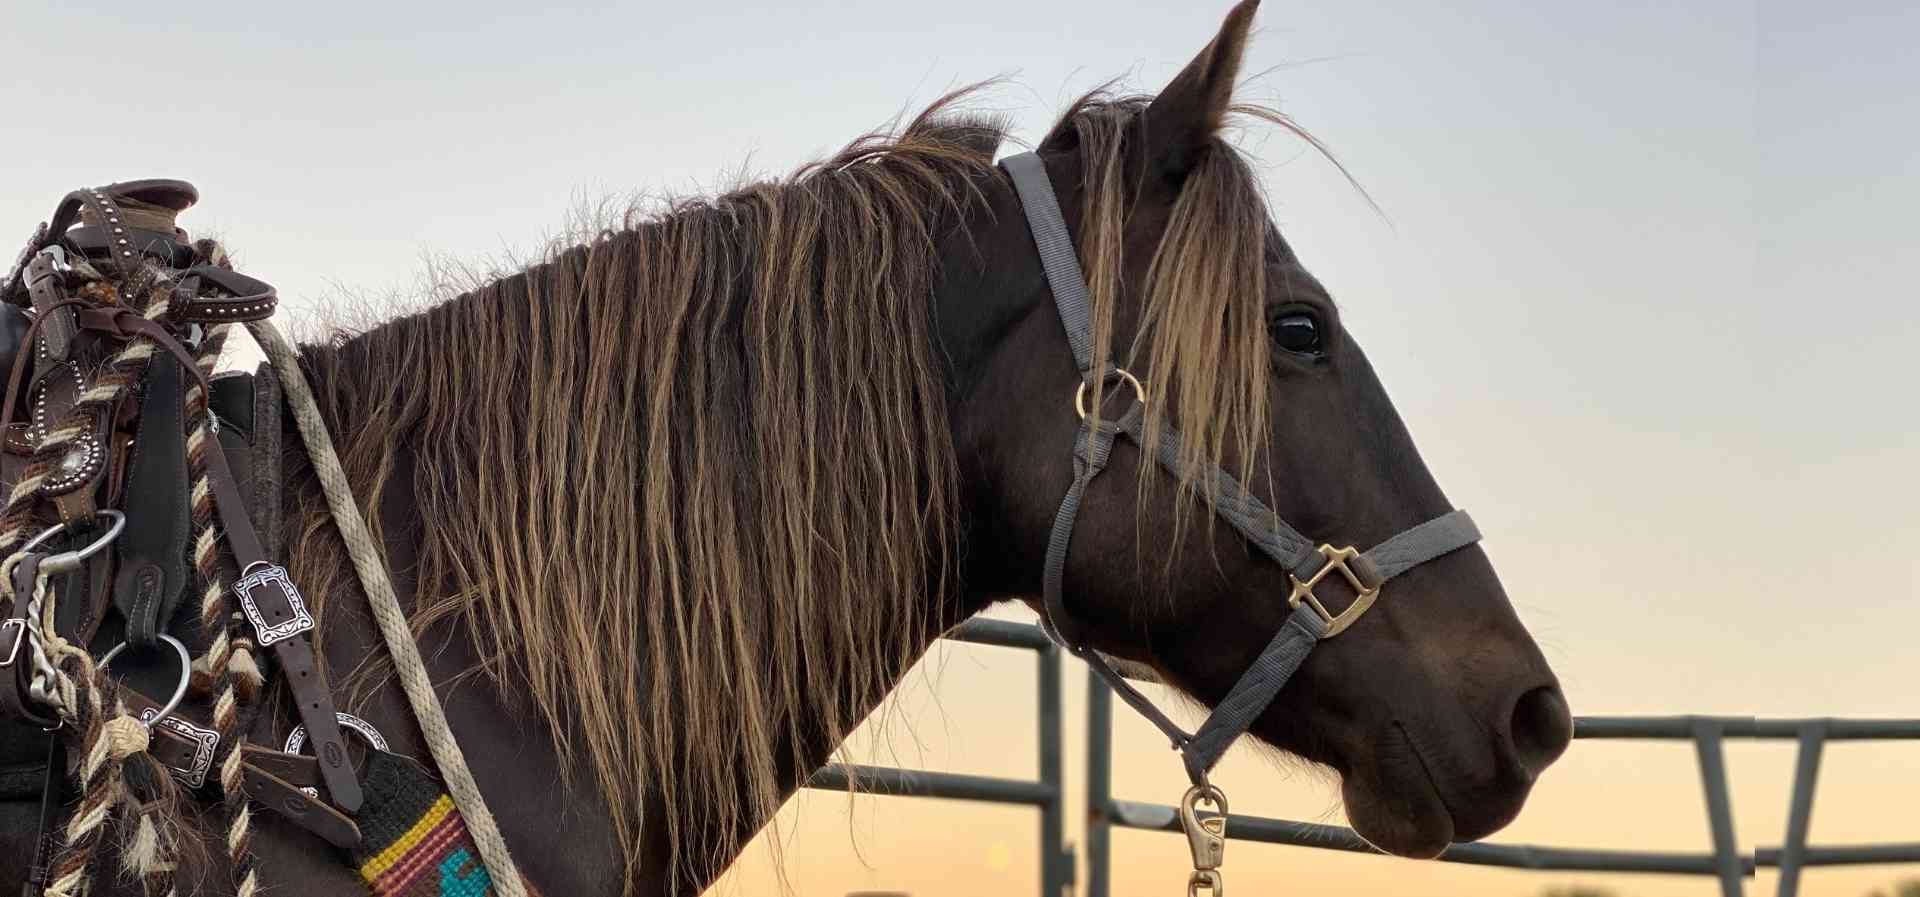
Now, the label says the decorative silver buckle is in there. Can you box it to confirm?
[235,563,313,646]
[139,708,219,789]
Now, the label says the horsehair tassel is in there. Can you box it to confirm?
[43,685,138,897]
[249,320,529,897]
[121,753,186,897]
[15,282,181,897]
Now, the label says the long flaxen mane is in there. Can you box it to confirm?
[280,84,1311,884]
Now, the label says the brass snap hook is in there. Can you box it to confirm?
[1180,783,1229,892]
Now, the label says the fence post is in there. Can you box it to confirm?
[1038,643,1069,897]
[1086,670,1113,897]
[1775,720,1828,897]
[1692,717,1746,897]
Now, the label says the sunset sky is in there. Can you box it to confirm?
[4,1,1916,896]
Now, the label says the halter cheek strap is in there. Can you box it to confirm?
[1001,151,1483,788]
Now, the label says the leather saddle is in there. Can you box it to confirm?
[0,180,364,875]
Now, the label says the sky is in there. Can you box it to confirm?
[4,1,1916,896]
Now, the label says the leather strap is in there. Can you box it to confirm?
[111,355,192,646]
[239,743,362,848]
[64,225,193,270]
[1,555,59,730]
[24,247,78,365]
[172,266,278,324]
[72,306,364,811]
[197,381,362,813]
[69,183,150,279]
[25,737,65,897]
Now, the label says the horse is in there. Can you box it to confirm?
[0,1,1570,894]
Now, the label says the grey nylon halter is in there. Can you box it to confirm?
[1001,151,1484,788]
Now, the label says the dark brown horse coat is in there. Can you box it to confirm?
[1,3,1569,894]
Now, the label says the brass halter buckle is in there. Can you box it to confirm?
[1180,784,1228,897]
[1287,544,1380,639]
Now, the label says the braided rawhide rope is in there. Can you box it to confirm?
[182,321,267,897]
[0,277,182,897]
[4,197,525,893]
[0,249,265,897]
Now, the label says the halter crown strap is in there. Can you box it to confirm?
[1002,152,1095,376]
[1001,150,1483,786]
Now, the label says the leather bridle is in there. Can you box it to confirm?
[1002,152,1484,895]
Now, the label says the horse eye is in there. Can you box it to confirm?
[1271,312,1323,355]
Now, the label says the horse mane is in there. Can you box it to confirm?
[281,83,1310,887]
[1053,89,1336,547]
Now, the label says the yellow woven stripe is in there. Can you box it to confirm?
[358,796,455,881]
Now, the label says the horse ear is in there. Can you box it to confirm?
[1141,0,1259,184]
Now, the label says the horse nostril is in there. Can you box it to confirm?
[1508,684,1573,777]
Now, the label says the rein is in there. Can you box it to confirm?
[1001,151,1483,896]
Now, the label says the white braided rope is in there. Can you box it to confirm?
[246,321,527,897]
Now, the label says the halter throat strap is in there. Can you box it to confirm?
[1000,151,1483,785]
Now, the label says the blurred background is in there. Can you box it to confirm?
[4,1,1916,895]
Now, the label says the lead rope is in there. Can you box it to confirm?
[247,320,528,897]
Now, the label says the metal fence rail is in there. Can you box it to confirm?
[805,618,1073,897]
[1088,674,1920,897]
[799,619,1918,897]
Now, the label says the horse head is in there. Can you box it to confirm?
[948,0,1570,856]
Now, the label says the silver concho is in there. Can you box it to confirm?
[285,713,389,798]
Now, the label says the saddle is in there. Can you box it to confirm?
[0,180,461,894]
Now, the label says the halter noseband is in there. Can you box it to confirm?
[1001,150,1482,817]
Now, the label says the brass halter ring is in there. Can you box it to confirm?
[1074,367,1146,420]
[1286,544,1381,639]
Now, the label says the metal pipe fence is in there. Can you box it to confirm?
[806,618,1074,897]
[802,620,1918,897]
[1089,675,1920,897]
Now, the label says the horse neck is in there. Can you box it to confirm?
[932,169,1061,606]
[282,180,1031,885]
